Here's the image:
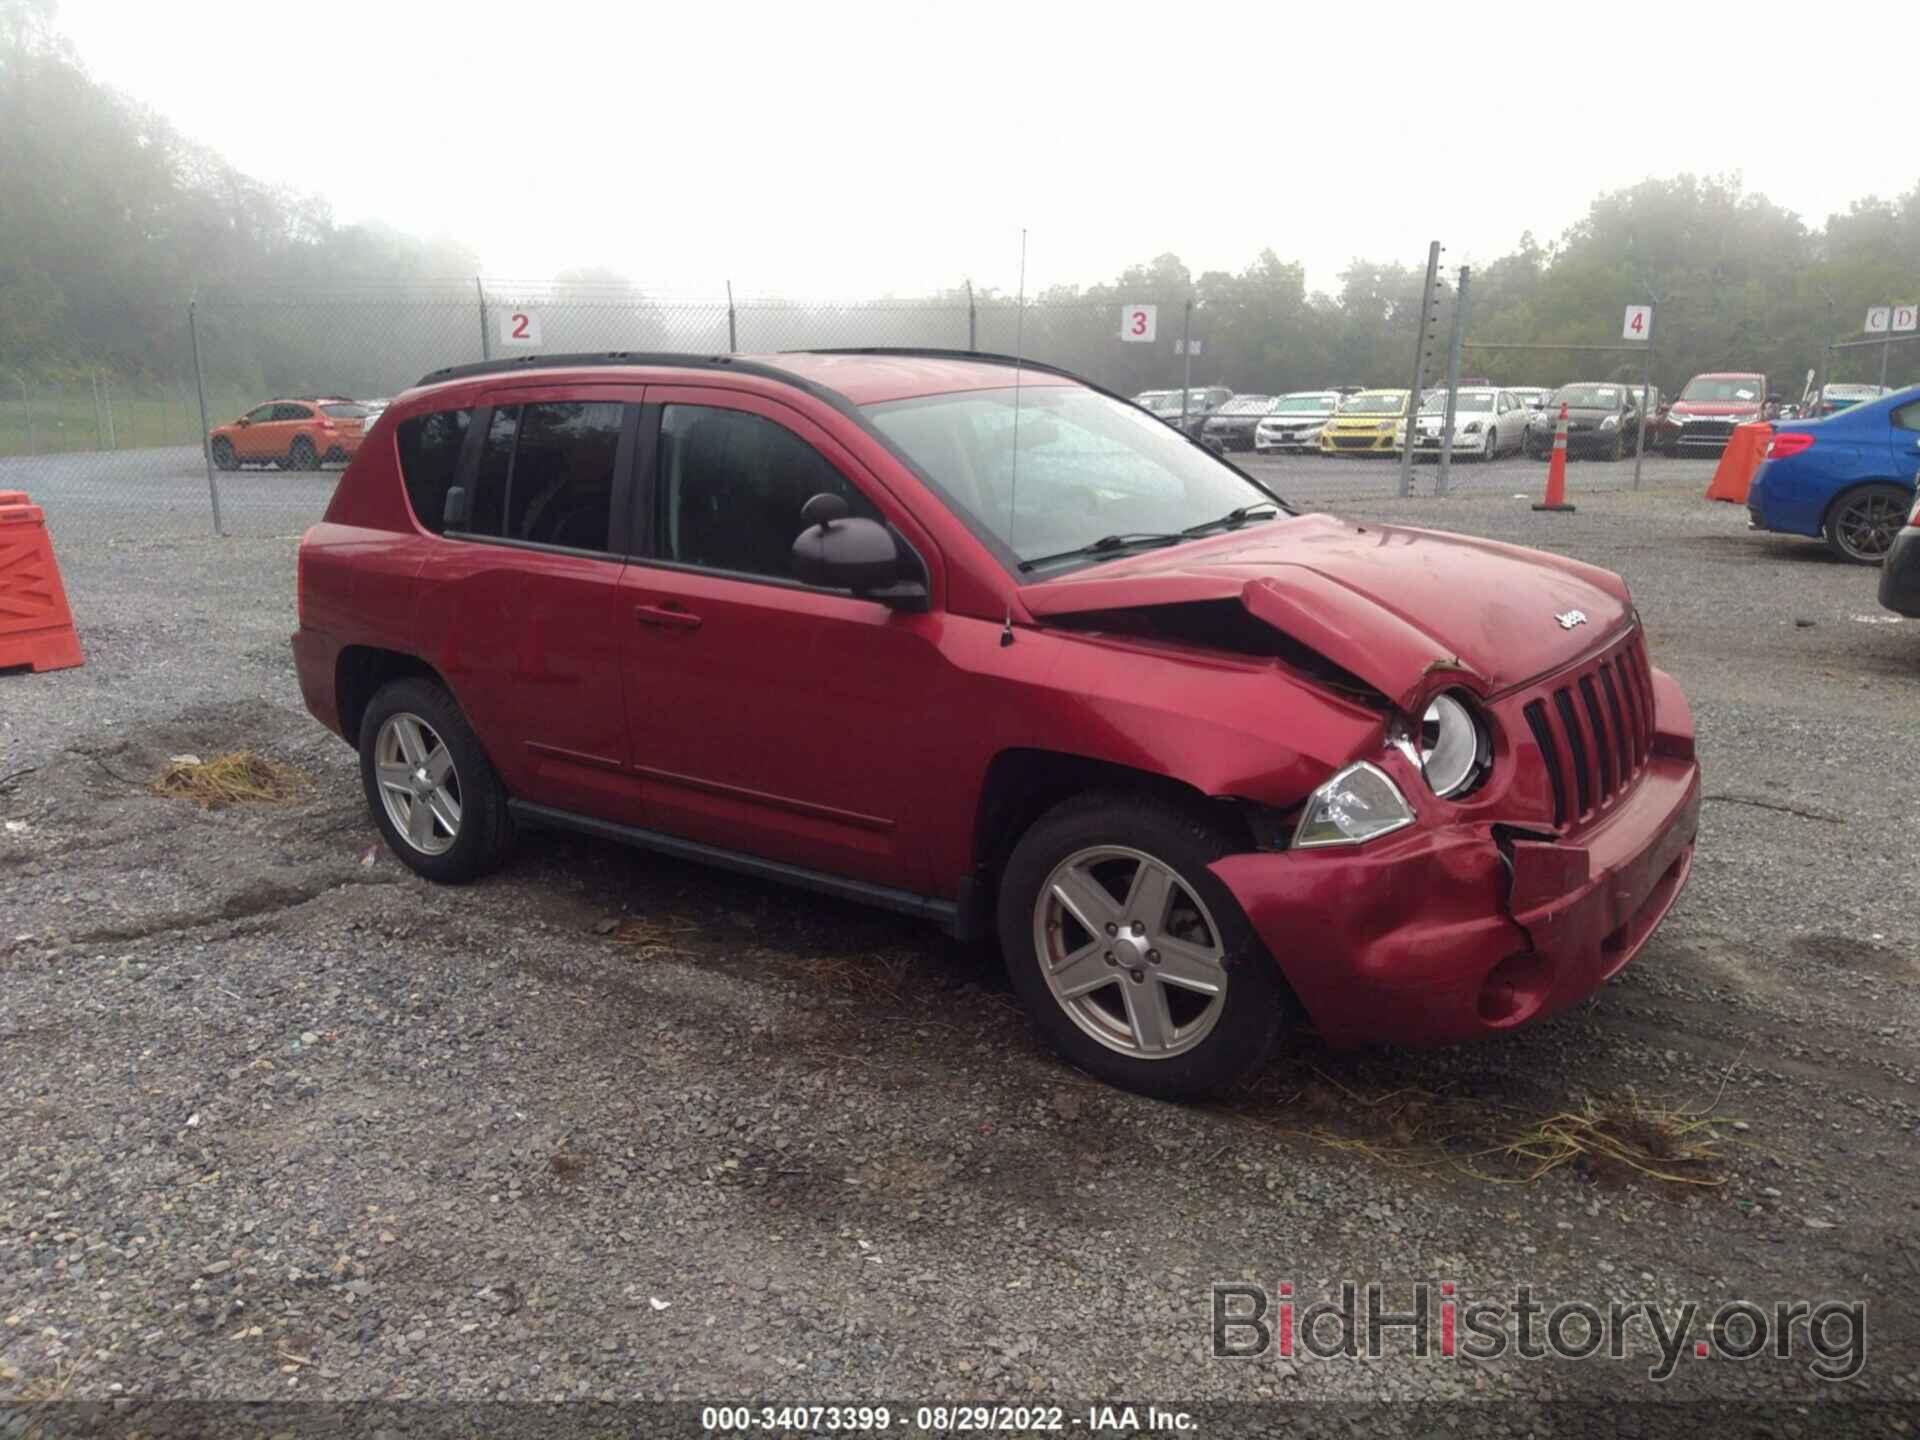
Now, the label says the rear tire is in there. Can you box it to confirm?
[287,436,318,471]
[358,678,514,883]
[1823,483,1910,565]
[997,792,1290,1100]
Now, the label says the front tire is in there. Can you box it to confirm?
[287,436,318,471]
[1823,483,1910,565]
[210,437,238,471]
[358,678,514,882]
[997,792,1290,1099]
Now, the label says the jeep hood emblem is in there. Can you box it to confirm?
[1556,609,1589,630]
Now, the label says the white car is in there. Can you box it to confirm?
[1253,391,1341,453]
[1400,386,1530,460]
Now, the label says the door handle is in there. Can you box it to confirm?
[633,603,702,632]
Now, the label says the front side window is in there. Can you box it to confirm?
[395,408,473,533]
[655,405,878,581]
[244,404,277,423]
[865,384,1285,575]
[464,401,623,553]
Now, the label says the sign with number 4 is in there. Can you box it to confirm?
[501,310,542,346]
[1120,304,1157,343]
[1622,304,1652,340]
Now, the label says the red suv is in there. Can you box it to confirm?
[292,350,1701,1098]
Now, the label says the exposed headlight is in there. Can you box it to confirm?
[1462,421,1482,434]
[1601,415,1619,429]
[1378,421,1396,433]
[1408,692,1488,798]
[1293,762,1415,848]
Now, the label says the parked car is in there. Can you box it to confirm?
[1523,382,1642,461]
[1253,392,1341,453]
[1655,372,1767,454]
[1746,384,1920,564]
[1200,394,1276,452]
[1508,386,1553,413]
[291,348,1700,1099]
[1879,489,1920,615]
[209,397,370,471]
[1813,383,1890,418]
[1133,389,1176,412]
[1319,389,1410,455]
[1405,386,1529,461]
[1169,386,1234,437]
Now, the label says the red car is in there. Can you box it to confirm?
[209,397,371,472]
[291,350,1701,1098]
[1655,372,1768,455]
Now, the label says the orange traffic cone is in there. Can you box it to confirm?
[1533,403,1576,513]
[0,490,84,673]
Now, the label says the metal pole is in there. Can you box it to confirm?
[1633,303,1654,491]
[1179,298,1193,432]
[89,369,103,449]
[1435,266,1469,497]
[966,280,977,351]
[101,369,116,450]
[16,374,30,454]
[1398,241,1442,499]
[1880,316,1892,390]
[188,300,223,537]
[476,277,490,361]
[726,280,738,354]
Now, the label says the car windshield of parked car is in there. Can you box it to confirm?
[1419,391,1494,413]
[866,386,1283,573]
[1680,377,1760,403]
[1559,384,1624,409]
[1273,393,1338,414]
[1340,392,1404,415]
[1215,396,1273,415]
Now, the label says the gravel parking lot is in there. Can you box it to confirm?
[2,452,1917,1422]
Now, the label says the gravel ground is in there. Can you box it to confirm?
[2,454,1918,1423]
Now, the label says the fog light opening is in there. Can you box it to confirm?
[1478,951,1553,1028]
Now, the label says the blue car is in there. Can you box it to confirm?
[1747,384,1920,564]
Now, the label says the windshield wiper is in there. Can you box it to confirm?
[1180,501,1283,538]
[1017,532,1186,572]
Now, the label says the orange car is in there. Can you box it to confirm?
[208,397,370,471]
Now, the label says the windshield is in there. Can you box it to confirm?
[1558,384,1625,409]
[1419,391,1494,413]
[1680,376,1762,403]
[1215,395,1273,415]
[1340,392,1405,416]
[866,385,1284,574]
[1272,393,1338,414]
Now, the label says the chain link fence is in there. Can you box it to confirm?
[5,278,1727,548]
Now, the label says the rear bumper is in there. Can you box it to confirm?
[1881,525,1920,616]
[1211,674,1701,1048]
[291,626,346,741]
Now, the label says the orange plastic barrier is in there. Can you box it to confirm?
[1705,421,1772,504]
[0,490,84,673]
[1532,403,1575,512]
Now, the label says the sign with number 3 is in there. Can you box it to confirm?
[1120,304,1157,343]
[501,310,542,347]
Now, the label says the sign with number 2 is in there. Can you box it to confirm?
[501,310,542,347]
[1120,304,1157,343]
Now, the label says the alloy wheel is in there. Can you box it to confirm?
[374,711,462,856]
[1031,844,1229,1060]
[1832,492,1905,562]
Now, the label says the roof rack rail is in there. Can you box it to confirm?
[415,350,755,388]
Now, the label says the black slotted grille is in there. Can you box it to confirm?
[1516,631,1657,829]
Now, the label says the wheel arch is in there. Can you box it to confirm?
[1820,475,1915,529]
[334,645,447,747]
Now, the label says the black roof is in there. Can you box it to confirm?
[414,347,1082,394]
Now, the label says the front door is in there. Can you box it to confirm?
[234,403,280,461]
[411,389,641,818]
[616,388,947,895]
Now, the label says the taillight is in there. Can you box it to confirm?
[1908,492,1920,527]
[1765,432,1815,460]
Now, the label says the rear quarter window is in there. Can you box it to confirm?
[395,409,473,533]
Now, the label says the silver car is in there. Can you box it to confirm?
[1253,391,1341,452]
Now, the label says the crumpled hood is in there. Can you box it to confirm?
[1021,514,1633,710]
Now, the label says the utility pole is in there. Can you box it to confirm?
[1398,241,1442,499]
[188,300,223,536]
[1435,266,1470,498]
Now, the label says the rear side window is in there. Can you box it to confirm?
[396,408,473,533]
[465,401,624,554]
[1894,401,1920,433]
[274,403,314,421]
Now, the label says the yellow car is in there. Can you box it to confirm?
[1318,390,1410,455]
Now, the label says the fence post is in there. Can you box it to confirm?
[726,280,738,354]
[1435,266,1470,498]
[476,277,490,361]
[101,368,116,450]
[1399,241,1442,499]
[1179,298,1193,432]
[15,374,30,454]
[188,300,224,537]
[966,280,977,351]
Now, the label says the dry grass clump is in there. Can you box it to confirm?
[1476,1092,1729,1187]
[151,750,306,809]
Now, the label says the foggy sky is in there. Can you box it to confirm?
[52,0,1917,298]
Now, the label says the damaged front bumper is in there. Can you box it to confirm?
[1209,669,1701,1048]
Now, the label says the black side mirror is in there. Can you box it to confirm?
[442,485,469,531]
[791,492,925,609]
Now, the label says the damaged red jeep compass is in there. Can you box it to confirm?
[292,350,1700,1098]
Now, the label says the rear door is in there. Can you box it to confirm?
[1892,398,1920,481]
[410,386,643,818]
